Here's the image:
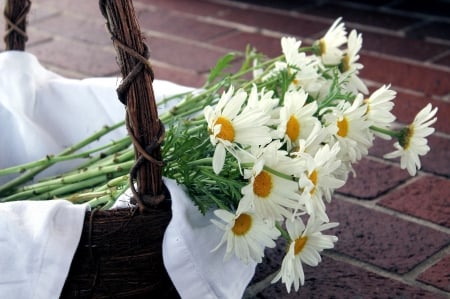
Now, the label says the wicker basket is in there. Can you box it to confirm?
[3,0,180,298]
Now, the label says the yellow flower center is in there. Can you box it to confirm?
[340,54,350,73]
[253,170,273,198]
[214,116,235,142]
[294,236,308,255]
[399,126,414,150]
[364,98,371,114]
[232,213,252,236]
[292,78,300,86]
[319,38,326,55]
[337,116,349,137]
[309,169,318,194]
[286,115,300,142]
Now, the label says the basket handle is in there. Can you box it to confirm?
[99,0,165,212]
[3,0,31,51]
[2,0,166,211]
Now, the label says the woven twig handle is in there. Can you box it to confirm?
[3,0,31,51]
[99,0,165,212]
[2,0,165,211]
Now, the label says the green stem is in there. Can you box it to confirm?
[370,125,402,138]
[240,162,294,181]
[187,158,213,166]
[21,161,132,190]
[276,221,291,241]
[0,122,125,194]
[1,175,109,201]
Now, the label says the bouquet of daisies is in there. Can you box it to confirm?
[163,17,438,292]
[0,17,438,293]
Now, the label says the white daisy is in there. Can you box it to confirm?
[281,36,302,65]
[272,216,338,292]
[322,95,373,163]
[204,85,272,174]
[291,121,329,158]
[316,17,347,65]
[275,37,322,94]
[278,89,320,151]
[240,141,304,221]
[384,103,438,176]
[297,143,345,221]
[339,29,368,94]
[246,84,279,126]
[211,208,280,264]
[364,84,397,139]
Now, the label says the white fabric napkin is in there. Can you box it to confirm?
[162,178,256,299]
[0,51,256,299]
[0,200,89,299]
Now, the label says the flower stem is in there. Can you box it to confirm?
[370,125,402,138]
[276,221,291,241]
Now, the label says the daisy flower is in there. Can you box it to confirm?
[275,37,322,94]
[211,208,280,264]
[278,89,320,151]
[315,17,347,66]
[384,103,438,176]
[246,84,279,126]
[204,85,272,174]
[281,36,302,65]
[272,216,338,292]
[240,141,304,221]
[339,29,368,95]
[322,95,373,163]
[297,143,345,221]
[364,84,396,139]
[291,121,329,158]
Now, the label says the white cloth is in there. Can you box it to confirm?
[0,200,89,299]
[163,178,256,299]
[0,51,256,299]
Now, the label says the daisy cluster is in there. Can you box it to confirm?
[197,17,438,293]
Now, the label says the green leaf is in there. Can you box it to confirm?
[206,53,236,85]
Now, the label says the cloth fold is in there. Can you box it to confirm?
[0,51,256,299]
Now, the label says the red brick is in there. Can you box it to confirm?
[36,0,105,19]
[252,252,447,298]
[406,21,450,44]
[138,0,325,38]
[417,254,450,292]
[27,39,118,77]
[434,52,450,69]
[358,29,449,64]
[297,2,420,31]
[378,175,450,228]
[368,136,394,158]
[152,63,206,88]
[421,135,450,177]
[211,31,282,58]
[360,53,450,96]
[326,199,450,274]
[336,158,411,199]
[391,0,450,20]
[28,3,60,23]
[148,36,229,73]
[136,0,234,19]
[212,8,326,39]
[32,13,111,45]
[137,9,234,42]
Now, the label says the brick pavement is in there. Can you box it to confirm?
[1,0,449,298]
